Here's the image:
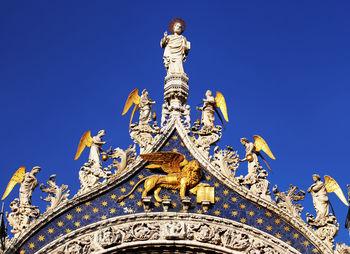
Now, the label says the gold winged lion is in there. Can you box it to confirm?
[117,152,202,203]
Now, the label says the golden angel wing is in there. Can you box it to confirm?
[122,89,141,115]
[214,91,229,122]
[253,135,276,160]
[324,175,349,206]
[2,166,26,200]
[74,131,93,160]
[140,152,185,174]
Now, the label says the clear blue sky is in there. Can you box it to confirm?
[1,0,350,244]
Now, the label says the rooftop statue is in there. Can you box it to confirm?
[192,90,228,157]
[238,136,275,191]
[196,90,229,131]
[122,89,160,152]
[307,175,348,227]
[74,130,106,170]
[308,174,330,225]
[122,89,155,127]
[160,18,190,75]
[305,174,350,249]
[1,166,41,207]
[2,166,41,238]
[74,130,111,195]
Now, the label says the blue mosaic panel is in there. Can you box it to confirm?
[19,131,319,254]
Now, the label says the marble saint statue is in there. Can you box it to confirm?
[160,19,190,75]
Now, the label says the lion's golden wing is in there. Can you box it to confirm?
[215,91,229,122]
[122,89,141,115]
[324,175,349,206]
[74,131,93,160]
[253,135,275,160]
[2,166,26,200]
[140,152,185,174]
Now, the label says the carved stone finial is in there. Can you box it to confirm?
[102,145,136,177]
[40,174,70,213]
[211,145,240,180]
[272,184,305,218]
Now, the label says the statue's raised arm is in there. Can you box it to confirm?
[161,18,191,76]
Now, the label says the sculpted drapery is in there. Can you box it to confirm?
[161,21,190,75]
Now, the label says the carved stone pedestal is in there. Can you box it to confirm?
[201,200,211,213]
[164,74,189,109]
[162,199,171,212]
[181,197,191,212]
[142,197,152,212]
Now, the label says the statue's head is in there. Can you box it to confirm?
[169,18,185,35]
[98,130,106,137]
[240,138,248,145]
[142,89,148,96]
[205,90,212,97]
[312,174,321,182]
[173,22,183,35]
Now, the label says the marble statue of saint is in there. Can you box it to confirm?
[197,90,216,130]
[139,89,155,126]
[19,166,41,206]
[307,174,329,223]
[160,19,190,75]
[89,130,106,169]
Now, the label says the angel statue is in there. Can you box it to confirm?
[117,152,202,203]
[122,89,155,127]
[74,130,106,169]
[160,18,191,75]
[197,90,229,132]
[2,166,41,207]
[2,166,41,237]
[307,174,348,226]
[239,136,275,187]
[74,130,110,194]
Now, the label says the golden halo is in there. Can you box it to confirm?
[169,18,186,34]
